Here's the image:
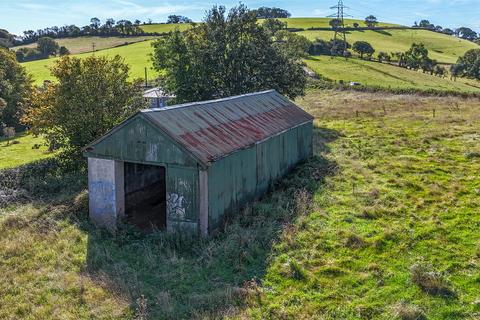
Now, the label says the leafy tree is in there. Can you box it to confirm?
[262,18,287,35]
[0,48,31,129]
[37,37,59,57]
[377,51,390,63]
[404,43,429,70]
[274,30,312,59]
[454,49,480,79]
[134,19,141,26]
[152,4,307,102]
[90,17,101,31]
[23,55,145,156]
[456,27,477,41]
[365,15,378,28]
[418,20,434,30]
[2,126,15,146]
[0,29,15,48]
[329,39,351,56]
[450,63,463,81]
[353,22,359,28]
[309,39,331,56]
[167,15,192,24]
[329,19,342,29]
[59,46,70,56]
[433,65,446,77]
[353,41,375,58]
[442,28,454,36]
[255,7,291,18]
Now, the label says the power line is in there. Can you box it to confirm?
[327,0,352,55]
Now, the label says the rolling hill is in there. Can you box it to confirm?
[300,28,478,64]
[306,56,480,93]
[12,36,157,55]
[21,18,480,92]
[24,40,159,84]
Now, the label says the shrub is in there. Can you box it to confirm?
[392,302,426,320]
[410,261,455,297]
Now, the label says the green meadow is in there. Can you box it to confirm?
[12,36,157,55]
[0,133,53,170]
[1,90,479,319]
[300,28,479,64]
[305,56,480,93]
[23,40,159,84]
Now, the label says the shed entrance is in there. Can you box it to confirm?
[124,162,166,231]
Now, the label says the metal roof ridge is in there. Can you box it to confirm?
[141,89,277,113]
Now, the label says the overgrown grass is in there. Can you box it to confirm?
[0,133,53,170]
[1,90,480,319]
[241,90,480,319]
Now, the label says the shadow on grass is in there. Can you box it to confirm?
[83,125,340,319]
[0,126,340,319]
[0,158,87,208]
[373,29,392,36]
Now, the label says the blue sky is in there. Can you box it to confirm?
[1,0,479,35]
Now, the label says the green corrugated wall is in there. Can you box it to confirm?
[85,115,198,168]
[207,122,313,229]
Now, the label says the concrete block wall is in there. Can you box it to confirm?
[88,158,124,231]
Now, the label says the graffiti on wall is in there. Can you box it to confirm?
[167,193,189,221]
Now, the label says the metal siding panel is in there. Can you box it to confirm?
[208,148,257,229]
[88,115,197,167]
[142,90,314,164]
[166,167,199,223]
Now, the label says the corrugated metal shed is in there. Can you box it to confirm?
[142,90,313,165]
[85,90,314,235]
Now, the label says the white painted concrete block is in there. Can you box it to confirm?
[88,158,124,231]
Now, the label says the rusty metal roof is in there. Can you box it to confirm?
[141,90,314,165]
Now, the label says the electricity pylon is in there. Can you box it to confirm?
[328,0,351,56]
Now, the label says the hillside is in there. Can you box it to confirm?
[21,18,480,91]
[1,90,479,318]
[140,23,192,34]
[12,36,157,55]
[24,40,159,84]
[300,28,478,64]
[276,17,400,29]
[306,56,480,93]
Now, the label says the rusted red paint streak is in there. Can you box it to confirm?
[144,90,314,164]
[176,106,308,162]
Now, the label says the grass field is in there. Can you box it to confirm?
[306,56,480,93]
[1,90,479,319]
[300,28,479,64]
[140,23,192,34]
[276,17,400,29]
[22,18,480,91]
[0,133,53,169]
[12,36,157,55]
[23,40,159,84]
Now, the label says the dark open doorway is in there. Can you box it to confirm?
[124,162,166,231]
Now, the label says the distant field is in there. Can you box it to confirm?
[140,23,192,33]
[300,28,479,64]
[276,17,400,29]
[139,18,397,34]
[12,36,157,55]
[0,133,52,169]
[306,56,480,93]
[23,40,159,84]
